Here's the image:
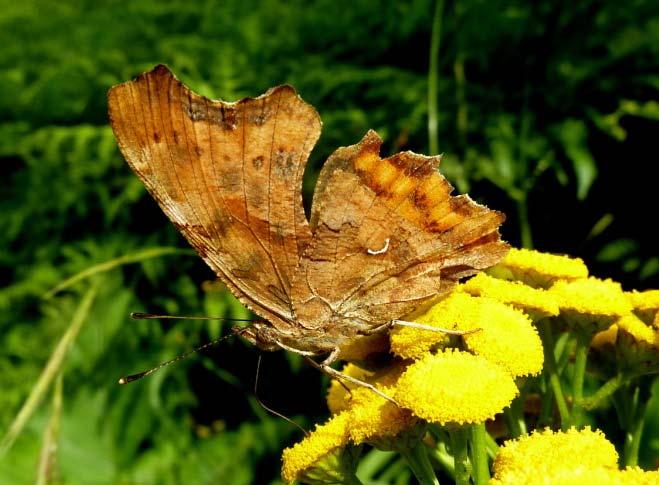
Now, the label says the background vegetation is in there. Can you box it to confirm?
[1,0,657,483]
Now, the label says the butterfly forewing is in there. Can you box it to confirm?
[108,65,321,328]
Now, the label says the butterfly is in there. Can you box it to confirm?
[108,65,508,386]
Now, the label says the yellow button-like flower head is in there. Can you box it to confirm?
[394,350,518,425]
[389,292,462,358]
[591,313,658,366]
[391,292,543,377]
[626,289,659,325]
[336,333,390,362]
[347,387,418,445]
[326,362,407,415]
[461,296,544,377]
[488,247,588,288]
[326,363,375,415]
[491,466,658,485]
[492,427,618,481]
[281,413,352,484]
[549,277,632,333]
[491,428,659,485]
[462,272,560,320]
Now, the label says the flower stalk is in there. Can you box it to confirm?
[538,319,570,429]
[469,423,489,485]
[570,331,591,426]
[399,441,439,485]
[449,428,471,485]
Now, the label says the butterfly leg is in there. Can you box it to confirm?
[361,320,479,337]
[360,320,395,335]
[304,349,399,406]
[392,320,481,336]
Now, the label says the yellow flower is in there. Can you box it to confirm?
[492,427,618,482]
[488,247,588,288]
[389,292,460,358]
[616,314,657,347]
[326,363,375,415]
[618,467,659,484]
[461,297,544,377]
[281,413,352,484]
[592,324,619,350]
[336,333,390,362]
[549,277,632,333]
[491,466,659,485]
[325,362,417,447]
[347,387,418,445]
[326,362,406,415]
[394,350,518,425]
[462,273,560,320]
[491,428,659,484]
[592,314,659,374]
[391,292,543,377]
[627,289,659,325]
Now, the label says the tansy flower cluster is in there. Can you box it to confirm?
[281,248,659,484]
[492,427,659,484]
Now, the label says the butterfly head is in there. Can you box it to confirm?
[238,322,284,352]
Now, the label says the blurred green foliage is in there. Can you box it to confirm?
[0,0,657,483]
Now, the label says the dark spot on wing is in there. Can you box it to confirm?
[412,188,431,209]
[273,147,296,177]
[182,97,206,122]
[219,106,237,130]
[252,155,265,169]
[172,222,212,240]
[387,153,436,178]
[248,99,271,126]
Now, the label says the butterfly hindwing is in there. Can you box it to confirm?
[292,130,508,328]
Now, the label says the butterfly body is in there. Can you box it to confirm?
[108,65,508,362]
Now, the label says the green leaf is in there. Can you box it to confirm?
[556,119,598,200]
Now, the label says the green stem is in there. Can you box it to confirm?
[538,379,554,427]
[43,247,193,298]
[342,473,364,485]
[469,424,490,485]
[36,374,63,485]
[570,333,591,427]
[516,197,533,249]
[538,320,570,429]
[429,442,455,479]
[400,441,439,485]
[454,54,467,152]
[450,428,471,485]
[581,374,625,412]
[0,286,97,456]
[504,394,527,438]
[427,0,444,155]
[623,386,647,467]
[484,432,499,460]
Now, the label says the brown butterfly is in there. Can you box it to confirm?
[108,65,508,391]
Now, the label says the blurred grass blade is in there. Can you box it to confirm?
[43,247,194,299]
[0,286,96,458]
[36,374,63,485]
[427,0,445,155]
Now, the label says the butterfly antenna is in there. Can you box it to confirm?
[130,312,254,322]
[253,355,308,436]
[118,326,251,384]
